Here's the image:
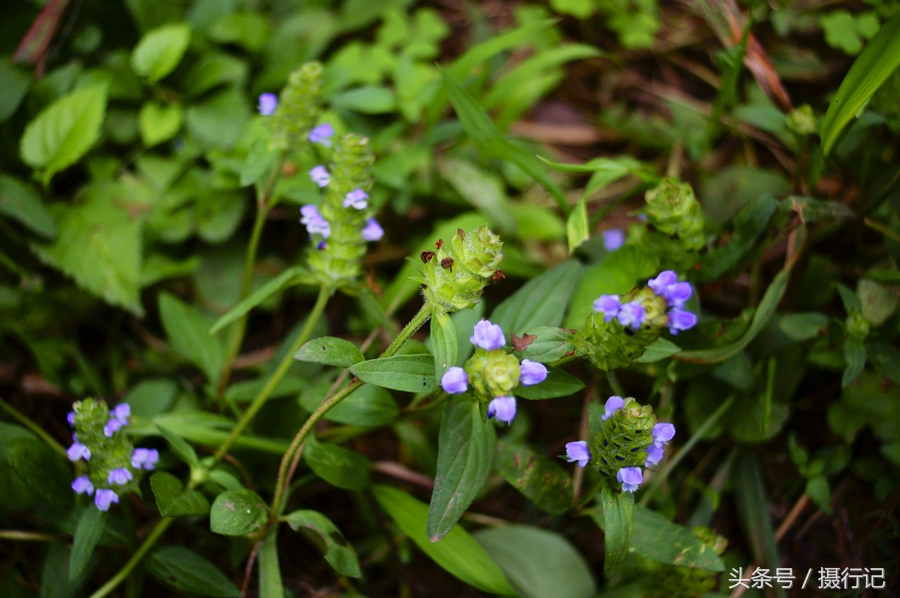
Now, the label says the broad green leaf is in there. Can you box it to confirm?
[349,354,435,393]
[516,326,576,364]
[131,23,192,83]
[634,338,681,363]
[440,68,570,214]
[69,507,107,581]
[806,475,832,513]
[20,84,107,184]
[857,278,899,326]
[283,509,362,577]
[186,88,251,149]
[258,530,282,598]
[566,198,589,254]
[514,367,584,400]
[332,86,397,114]
[439,157,516,233]
[184,53,248,97]
[42,544,93,598]
[150,471,210,517]
[0,175,56,237]
[155,424,200,467]
[294,335,364,369]
[821,12,900,154]
[629,505,724,571]
[299,383,399,427]
[0,61,30,122]
[430,311,459,380]
[494,440,573,515]
[474,525,596,598]
[304,434,371,490]
[146,545,239,597]
[210,489,267,536]
[491,260,583,336]
[0,437,71,506]
[600,485,633,579]
[159,292,224,384]
[208,13,270,51]
[842,339,866,388]
[32,183,142,313]
[427,398,496,541]
[123,378,179,419]
[372,485,516,596]
[210,266,310,334]
[139,102,183,146]
[696,194,779,283]
[779,313,828,341]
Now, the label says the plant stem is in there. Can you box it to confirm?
[87,518,173,598]
[271,304,432,514]
[0,397,67,457]
[0,530,64,542]
[213,283,332,465]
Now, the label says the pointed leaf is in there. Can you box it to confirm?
[634,338,681,363]
[349,354,435,393]
[491,260,583,336]
[150,471,210,517]
[211,266,310,334]
[283,509,362,577]
[69,507,107,581]
[131,23,192,83]
[303,434,371,490]
[513,367,584,400]
[566,197,589,254]
[494,440,573,515]
[600,485,633,579]
[0,175,56,237]
[159,292,224,384]
[294,335,364,368]
[146,545,239,597]
[430,311,459,380]
[210,489,267,536]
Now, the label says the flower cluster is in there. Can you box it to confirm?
[565,396,674,493]
[266,62,325,151]
[440,319,548,424]
[594,270,697,336]
[67,399,159,511]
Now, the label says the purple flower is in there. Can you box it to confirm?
[593,295,621,322]
[308,123,334,147]
[648,271,677,295]
[67,442,91,462]
[667,308,697,335]
[649,271,693,308]
[616,466,643,492]
[362,218,384,241]
[317,240,327,250]
[95,489,119,511]
[108,468,133,486]
[470,320,505,351]
[72,475,94,496]
[603,229,625,251]
[652,423,676,444]
[441,367,469,394]
[67,411,75,427]
[300,205,331,238]
[519,359,548,386]
[645,444,664,467]
[343,188,368,210]
[112,403,130,423]
[309,165,330,188]
[617,301,644,329]
[602,396,624,420]
[487,396,516,424]
[104,418,124,438]
[131,448,160,471]
[565,441,591,468]
[258,93,278,116]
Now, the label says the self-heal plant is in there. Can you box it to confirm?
[440,319,548,424]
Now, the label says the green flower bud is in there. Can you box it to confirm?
[574,313,661,371]
[417,226,504,314]
[786,104,817,136]
[846,311,871,341]
[644,178,705,252]
[271,62,324,151]
[590,398,656,479]
[465,349,521,401]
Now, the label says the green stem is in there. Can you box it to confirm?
[213,283,332,465]
[639,395,735,506]
[271,304,432,514]
[863,217,900,245]
[0,397,67,457]
[87,518,173,598]
[0,530,63,542]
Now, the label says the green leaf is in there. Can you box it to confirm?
[300,383,399,427]
[474,525,596,598]
[304,434,371,490]
[0,175,56,237]
[493,440,573,515]
[210,266,309,334]
[427,398,496,542]
[634,338,681,363]
[186,88,251,149]
[440,67,570,214]
[123,378,179,419]
[155,424,200,467]
[372,485,516,596]
[857,278,899,326]
[20,84,107,184]
[294,335,364,369]
[150,471,211,517]
[208,13,271,51]
[439,157,516,233]
[696,194,778,283]
[210,489,268,536]
[517,326,576,364]
[146,545,239,597]
[629,505,724,571]
[821,11,900,154]
[283,509,362,577]
[0,437,71,506]
[430,311,459,380]
[32,183,141,313]
[349,354,435,393]
[159,292,224,384]
[842,338,866,388]
[257,530,282,598]
[139,102,183,147]
[131,23,192,83]
[600,485,633,579]
[332,86,397,114]
[514,367,584,400]
[566,197,589,254]
[0,61,30,122]
[779,313,828,341]
[491,260,583,336]
[69,507,107,581]
[806,475,832,513]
